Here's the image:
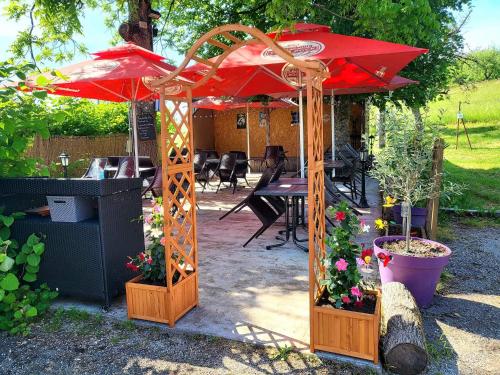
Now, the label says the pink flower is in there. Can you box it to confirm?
[160,236,166,246]
[342,295,351,304]
[335,211,346,221]
[144,215,153,224]
[351,286,363,298]
[335,258,348,271]
[147,257,153,265]
[153,205,161,213]
[356,257,365,266]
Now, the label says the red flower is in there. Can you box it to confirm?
[126,262,139,272]
[361,249,373,259]
[354,300,364,308]
[335,211,346,221]
[138,252,145,261]
[147,257,153,265]
[377,253,392,267]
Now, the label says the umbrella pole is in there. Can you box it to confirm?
[331,91,336,177]
[299,87,305,178]
[246,104,251,173]
[131,100,140,178]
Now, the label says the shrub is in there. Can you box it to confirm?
[0,210,58,335]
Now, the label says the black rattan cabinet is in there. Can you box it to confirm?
[0,178,145,308]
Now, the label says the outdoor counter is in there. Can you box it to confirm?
[0,178,145,307]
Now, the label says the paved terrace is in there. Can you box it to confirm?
[56,173,381,352]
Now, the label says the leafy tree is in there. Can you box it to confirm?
[453,47,500,84]
[0,60,50,177]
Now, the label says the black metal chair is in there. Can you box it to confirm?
[142,167,163,198]
[216,153,237,193]
[113,157,136,179]
[194,151,209,192]
[219,168,275,220]
[260,145,286,170]
[243,194,284,247]
[82,158,108,179]
[230,151,250,187]
[332,152,358,199]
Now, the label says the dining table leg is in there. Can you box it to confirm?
[292,196,308,252]
[266,195,291,250]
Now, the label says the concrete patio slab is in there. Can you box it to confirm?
[54,173,381,356]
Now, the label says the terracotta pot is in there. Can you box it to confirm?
[373,236,451,308]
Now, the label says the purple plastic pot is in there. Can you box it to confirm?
[392,205,428,227]
[373,236,451,308]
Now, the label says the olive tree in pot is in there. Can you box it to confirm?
[370,111,451,308]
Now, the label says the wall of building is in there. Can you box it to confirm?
[193,108,215,151]
[212,97,364,159]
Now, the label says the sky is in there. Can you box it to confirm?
[0,0,498,67]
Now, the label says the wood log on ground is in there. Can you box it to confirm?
[381,282,428,375]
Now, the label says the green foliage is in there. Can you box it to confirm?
[0,209,58,335]
[453,48,500,85]
[44,97,129,136]
[0,60,50,177]
[270,345,293,361]
[322,202,364,308]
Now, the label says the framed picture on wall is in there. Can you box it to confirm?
[291,111,299,126]
[259,111,269,128]
[236,113,246,129]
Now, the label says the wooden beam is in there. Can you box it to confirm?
[426,138,444,240]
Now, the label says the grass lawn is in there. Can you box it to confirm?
[426,80,500,211]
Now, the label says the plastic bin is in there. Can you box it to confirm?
[47,196,94,222]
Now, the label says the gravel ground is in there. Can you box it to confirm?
[0,312,368,375]
[421,217,500,375]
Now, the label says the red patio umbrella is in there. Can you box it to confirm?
[25,42,182,176]
[183,23,426,175]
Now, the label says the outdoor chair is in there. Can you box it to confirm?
[230,151,250,187]
[142,167,163,198]
[333,152,358,199]
[243,194,284,247]
[216,153,238,193]
[270,161,285,183]
[194,151,209,192]
[260,145,287,170]
[82,158,108,179]
[219,167,275,220]
[113,157,136,178]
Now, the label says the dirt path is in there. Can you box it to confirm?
[421,217,500,375]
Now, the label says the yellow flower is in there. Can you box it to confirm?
[383,196,397,207]
[364,256,372,264]
[375,218,388,230]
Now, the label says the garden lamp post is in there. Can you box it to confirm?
[358,147,369,208]
[59,152,70,178]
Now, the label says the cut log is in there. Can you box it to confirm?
[381,282,428,375]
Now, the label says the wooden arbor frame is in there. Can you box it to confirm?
[150,24,327,350]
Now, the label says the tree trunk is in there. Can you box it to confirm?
[264,108,271,146]
[378,109,386,148]
[411,106,424,134]
[381,282,428,375]
[119,0,158,162]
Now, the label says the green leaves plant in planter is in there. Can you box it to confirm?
[0,210,58,335]
[370,110,451,307]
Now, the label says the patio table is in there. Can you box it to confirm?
[255,183,308,251]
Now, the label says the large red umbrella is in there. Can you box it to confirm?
[25,43,182,175]
[183,23,426,175]
[183,23,427,98]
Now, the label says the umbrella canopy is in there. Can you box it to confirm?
[193,96,293,110]
[269,75,418,98]
[183,23,427,98]
[25,42,179,102]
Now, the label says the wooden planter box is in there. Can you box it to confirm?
[312,290,381,363]
[125,273,197,326]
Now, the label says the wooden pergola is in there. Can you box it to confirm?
[148,24,329,352]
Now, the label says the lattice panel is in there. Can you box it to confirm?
[159,95,198,289]
[306,72,326,302]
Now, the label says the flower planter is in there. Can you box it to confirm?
[312,290,381,363]
[392,205,428,227]
[125,273,197,326]
[373,236,451,308]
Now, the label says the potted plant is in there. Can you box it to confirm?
[314,202,381,363]
[370,111,451,308]
[125,198,197,326]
